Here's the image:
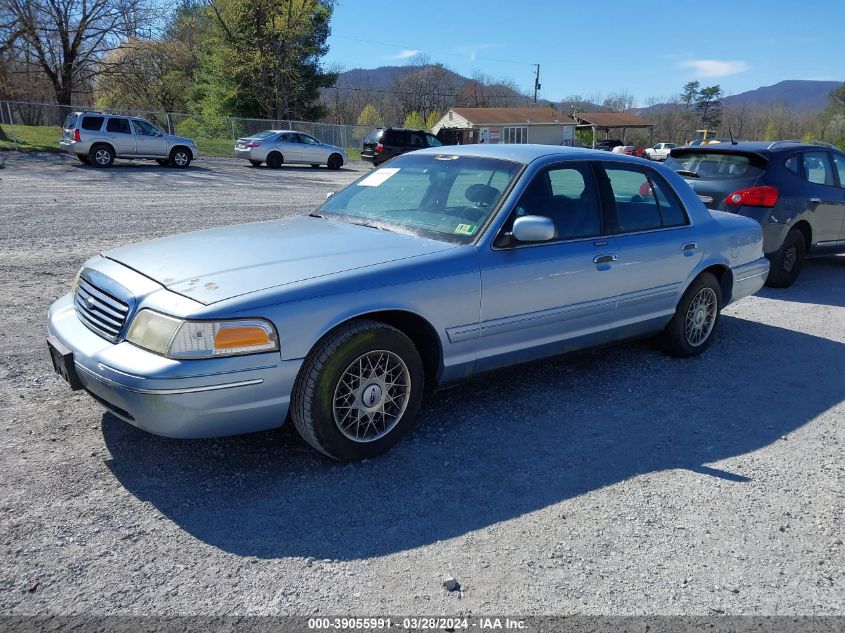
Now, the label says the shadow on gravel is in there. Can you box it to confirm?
[102,315,845,560]
[758,255,845,309]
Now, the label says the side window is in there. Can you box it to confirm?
[425,133,442,147]
[509,163,601,241]
[280,133,296,143]
[299,134,319,145]
[605,167,662,233]
[802,151,835,186]
[106,118,130,134]
[648,172,689,227]
[830,153,845,188]
[784,154,800,175]
[132,120,159,136]
[408,132,426,148]
[80,116,104,131]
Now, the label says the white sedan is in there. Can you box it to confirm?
[645,142,678,161]
[234,130,348,169]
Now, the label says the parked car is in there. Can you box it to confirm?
[234,130,347,169]
[59,111,199,168]
[645,142,678,161]
[594,139,623,152]
[361,128,442,166]
[612,145,646,158]
[666,141,845,287]
[47,145,768,461]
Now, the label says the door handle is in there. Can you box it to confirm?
[593,254,618,264]
[809,197,822,204]
[682,242,698,251]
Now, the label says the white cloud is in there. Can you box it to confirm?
[388,49,421,60]
[679,59,750,78]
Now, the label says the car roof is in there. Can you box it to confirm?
[674,140,841,155]
[411,143,655,164]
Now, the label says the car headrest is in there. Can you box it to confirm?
[465,183,501,206]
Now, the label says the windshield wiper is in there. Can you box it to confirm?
[676,169,700,178]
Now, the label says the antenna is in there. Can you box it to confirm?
[728,125,736,145]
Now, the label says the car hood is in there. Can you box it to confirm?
[164,134,195,145]
[103,215,455,304]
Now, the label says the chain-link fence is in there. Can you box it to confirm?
[0,100,372,156]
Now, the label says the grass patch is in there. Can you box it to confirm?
[0,124,62,152]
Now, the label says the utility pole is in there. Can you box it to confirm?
[533,64,541,105]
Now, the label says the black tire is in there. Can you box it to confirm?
[156,159,170,166]
[88,144,114,168]
[291,319,425,461]
[765,228,806,288]
[661,272,722,357]
[266,152,283,168]
[169,147,191,168]
[77,154,90,164]
[327,153,343,170]
[249,159,263,167]
[310,164,320,168]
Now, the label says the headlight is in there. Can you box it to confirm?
[126,310,279,359]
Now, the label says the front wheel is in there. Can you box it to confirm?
[169,147,191,168]
[291,319,425,461]
[661,272,721,357]
[765,228,806,288]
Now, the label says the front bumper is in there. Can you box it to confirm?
[730,257,770,303]
[47,294,301,438]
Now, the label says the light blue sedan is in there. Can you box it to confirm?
[47,145,769,460]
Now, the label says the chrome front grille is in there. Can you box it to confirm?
[74,276,130,342]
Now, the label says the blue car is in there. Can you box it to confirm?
[47,145,769,460]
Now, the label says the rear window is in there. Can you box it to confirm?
[364,130,384,143]
[382,130,406,145]
[251,130,277,140]
[63,113,79,129]
[665,151,765,179]
[81,116,104,131]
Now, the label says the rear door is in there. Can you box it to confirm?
[801,151,844,245]
[276,132,301,162]
[104,117,135,155]
[62,113,79,142]
[831,153,845,240]
[599,163,702,322]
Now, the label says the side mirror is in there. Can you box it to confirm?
[512,215,556,242]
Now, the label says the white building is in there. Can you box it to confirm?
[431,107,576,146]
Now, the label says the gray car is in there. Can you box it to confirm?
[234,130,347,169]
[47,145,767,461]
[59,111,199,168]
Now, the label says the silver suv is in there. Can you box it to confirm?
[59,112,199,168]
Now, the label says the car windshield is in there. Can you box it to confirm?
[665,152,766,179]
[317,153,523,243]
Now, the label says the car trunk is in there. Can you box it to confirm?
[666,148,768,211]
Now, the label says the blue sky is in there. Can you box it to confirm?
[324,0,844,104]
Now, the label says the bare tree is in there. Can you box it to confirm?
[1,0,155,106]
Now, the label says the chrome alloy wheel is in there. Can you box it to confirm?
[94,149,111,165]
[173,151,189,166]
[684,287,718,347]
[332,350,411,443]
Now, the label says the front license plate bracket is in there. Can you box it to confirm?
[47,335,83,391]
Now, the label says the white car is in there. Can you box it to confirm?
[645,143,678,161]
[234,130,348,169]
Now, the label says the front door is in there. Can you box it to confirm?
[474,162,621,372]
[297,133,326,163]
[104,117,135,156]
[131,119,167,157]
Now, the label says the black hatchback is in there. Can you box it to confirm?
[361,128,442,166]
[666,141,845,287]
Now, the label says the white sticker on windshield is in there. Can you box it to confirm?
[358,168,400,187]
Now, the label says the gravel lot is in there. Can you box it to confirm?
[0,152,843,617]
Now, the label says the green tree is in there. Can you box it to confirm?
[403,110,426,130]
[425,110,442,131]
[681,81,700,111]
[203,0,337,120]
[356,103,382,128]
[696,85,723,129]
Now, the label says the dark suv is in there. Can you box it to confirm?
[666,141,845,287]
[594,139,623,151]
[361,128,442,166]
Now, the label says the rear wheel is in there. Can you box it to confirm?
[766,228,806,288]
[249,159,262,167]
[661,272,721,357]
[266,152,283,168]
[327,153,343,170]
[291,319,424,461]
[169,147,191,168]
[89,144,114,168]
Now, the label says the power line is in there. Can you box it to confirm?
[326,85,534,101]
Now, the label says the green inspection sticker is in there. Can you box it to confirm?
[454,224,477,235]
